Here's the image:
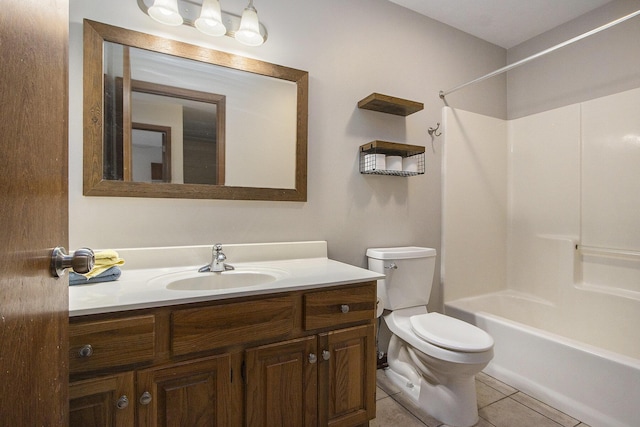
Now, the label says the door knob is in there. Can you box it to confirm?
[50,247,95,278]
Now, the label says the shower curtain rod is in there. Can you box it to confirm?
[439,9,640,99]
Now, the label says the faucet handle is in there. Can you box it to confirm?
[214,243,223,252]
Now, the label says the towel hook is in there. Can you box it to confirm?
[428,122,442,137]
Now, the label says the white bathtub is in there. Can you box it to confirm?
[445,290,640,427]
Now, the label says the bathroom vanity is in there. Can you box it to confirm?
[68,242,382,427]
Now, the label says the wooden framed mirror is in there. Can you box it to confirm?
[83,19,308,201]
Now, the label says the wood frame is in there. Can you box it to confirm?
[83,19,308,201]
[132,123,172,183]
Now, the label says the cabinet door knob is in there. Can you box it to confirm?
[340,304,350,313]
[116,395,129,410]
[308,353,317,364]
[322,350,331,361]
[139,391,152,405]
[78,344,93,358]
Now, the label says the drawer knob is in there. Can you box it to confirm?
[139,391,152,405]
[340,304,350,313]
[308,353,317,364]
[116,395,129,410]
[322,350,331,361]
[78,344,93,358]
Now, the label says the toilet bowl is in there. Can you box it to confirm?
[367,247,494,427]
[385,306,493,427]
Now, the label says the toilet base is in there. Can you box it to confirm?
[384,367,480,427]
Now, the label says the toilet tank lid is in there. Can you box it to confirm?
[366,246,436,260]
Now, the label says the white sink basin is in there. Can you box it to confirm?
[167,271,278,291]
[146,266,288,292]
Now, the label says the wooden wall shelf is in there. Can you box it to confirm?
[357,93,423,116]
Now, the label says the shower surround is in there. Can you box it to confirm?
[441,87,640,427]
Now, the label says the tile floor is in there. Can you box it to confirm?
[372,369,592,427]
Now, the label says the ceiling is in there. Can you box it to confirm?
[388,0,614,48]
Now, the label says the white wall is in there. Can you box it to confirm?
[442,108,508,301]
[507,0,640,119]
[580,88,640,299]
[442,0,640,302]
[443,86,640,303]
[507,105,581,302]
[504,0,640,301]
[68,0,506,311]
[582,87,640,251]
[510,87,640,300]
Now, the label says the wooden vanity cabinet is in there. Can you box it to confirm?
[319,324,376,426]
[69,372,135,427]
[69,355,232,427]
[136,354,232,426]
[245,336,319,427]
[245,323,375,427]
[68,281,376,427]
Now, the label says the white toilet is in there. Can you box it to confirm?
[367,247,494,427]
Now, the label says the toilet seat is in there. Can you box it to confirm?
[410,313,494,352]
[384,307,493,365]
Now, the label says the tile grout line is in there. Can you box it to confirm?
[378,394,432,427]
[378,371,586,427]
[509,391,582,427]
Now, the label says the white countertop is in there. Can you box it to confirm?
[69,242,383,317]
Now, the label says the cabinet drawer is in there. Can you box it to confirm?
[304,283,376,330]
[171,295,296,356]
[69,315,155,374]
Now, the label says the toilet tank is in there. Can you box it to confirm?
[366,247,437,311]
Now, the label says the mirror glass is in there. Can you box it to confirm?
[84,20,308,201]
[131,126,170,183]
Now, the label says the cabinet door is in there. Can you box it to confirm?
[318,324,376,427]
[246,336,318,427]
[69,372,135,427]
[137,354,233,427]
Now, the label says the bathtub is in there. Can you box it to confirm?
[445,290,640,427]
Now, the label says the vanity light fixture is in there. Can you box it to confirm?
[139,0,268,46]
[235,0,264,46]
[148,0,183,26]
[194,0,226,36]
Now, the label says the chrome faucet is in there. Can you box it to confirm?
[199,243,234,273]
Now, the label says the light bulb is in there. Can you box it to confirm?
[148,0,183,26]
[235,1,264,46]
[195,0,227,37]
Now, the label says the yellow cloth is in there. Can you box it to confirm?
[83,250,125,278]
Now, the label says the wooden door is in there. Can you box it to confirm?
[245,336,318,427]
[137,354,233,427]
[0,0,69,425]
[69,372,136,427]
[318,325,376,427]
